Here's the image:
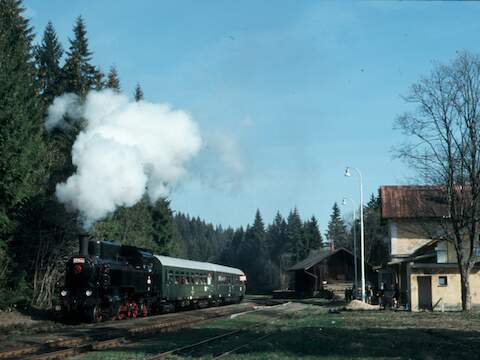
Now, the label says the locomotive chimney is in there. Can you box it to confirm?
[79,233,89,256]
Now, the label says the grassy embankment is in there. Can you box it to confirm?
[76,300,480,360]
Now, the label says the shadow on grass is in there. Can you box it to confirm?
[102,323,480,360]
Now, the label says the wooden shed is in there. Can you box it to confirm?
[287,248,375,297]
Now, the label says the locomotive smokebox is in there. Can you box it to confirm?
[79,234,90,256]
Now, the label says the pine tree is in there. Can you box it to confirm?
[63,16,100,96]
[134,83,144,101]
[286,208,303,263]
[326,203,349,250]
[106,65,121,93]
[0,0,48,289]
[35,21,64,106]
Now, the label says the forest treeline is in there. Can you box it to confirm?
[0,0,388,309]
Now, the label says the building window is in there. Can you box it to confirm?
[475,247,480,257]
[436,241,448,263]
[438,276,448,286]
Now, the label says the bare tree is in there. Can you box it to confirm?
[395,51,480,311]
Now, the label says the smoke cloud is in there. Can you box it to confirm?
[47,90,202,227]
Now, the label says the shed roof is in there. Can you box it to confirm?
[380,185,449,219]
[287,248,354,271]
[154,255,244,276]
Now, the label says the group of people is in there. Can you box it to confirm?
[345,282,401,309]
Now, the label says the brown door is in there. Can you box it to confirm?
[417,276,432,310]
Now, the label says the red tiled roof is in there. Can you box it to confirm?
[380,185,450,219]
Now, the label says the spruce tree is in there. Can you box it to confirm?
[150,198,180,256]
[35,21,64,106]
[63,16,100,96]
[230,227,244,266]
[266,211,288,289]
[303,215,323,255]
[286,208,303,263]
[92,196,153,248]
[239,210,267,292]
[134,83,144,101]
[363,194,389,266]
[92,67,105,90]
[267,211,288,260]
[106,65,121,93]
[0,0,48,288]
[326,203,349,250]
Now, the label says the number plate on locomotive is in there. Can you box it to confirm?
[73,257,85,263]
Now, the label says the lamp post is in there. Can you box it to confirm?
[342,197,358,297]
[344,166,366,302]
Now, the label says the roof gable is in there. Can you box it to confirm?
[287,248,355,271]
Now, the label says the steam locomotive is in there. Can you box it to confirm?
[57,236,246,322]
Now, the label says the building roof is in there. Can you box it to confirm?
[287,248,354,271]
[380,185,449,219]
[154,255,244,276]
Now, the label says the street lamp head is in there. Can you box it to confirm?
[344,167,351,177]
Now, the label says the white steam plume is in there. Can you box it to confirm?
[46,93,83,131]
[47,90,202,227]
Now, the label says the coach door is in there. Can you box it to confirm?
[418,276,432,310]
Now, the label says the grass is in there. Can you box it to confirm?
[75,302,480,360]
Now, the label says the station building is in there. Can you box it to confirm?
[380,185,480,311]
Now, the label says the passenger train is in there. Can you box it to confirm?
[57,236,246,322]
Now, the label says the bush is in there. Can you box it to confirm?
[0,272,32,311]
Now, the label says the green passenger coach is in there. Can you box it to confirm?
[153,255,246,309]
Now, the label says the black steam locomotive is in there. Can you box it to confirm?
[57,236,246,322]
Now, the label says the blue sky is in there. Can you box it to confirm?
[25,1,480,230]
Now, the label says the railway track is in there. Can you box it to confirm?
[146,302,295,360]
[147,320,273,359]
[0,303,260,360]
[148,321,273,360]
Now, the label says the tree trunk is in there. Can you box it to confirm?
[459,263,472,311]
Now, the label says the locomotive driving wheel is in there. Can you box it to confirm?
[90,305,104,323]
[114,303,128,320]
[128,302,139,318]
[140,301,149,317]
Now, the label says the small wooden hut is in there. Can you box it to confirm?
[287,248,374,297]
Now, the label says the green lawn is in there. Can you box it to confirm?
[76,302,480,360]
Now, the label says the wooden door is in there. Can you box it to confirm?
[417,276,432,310]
